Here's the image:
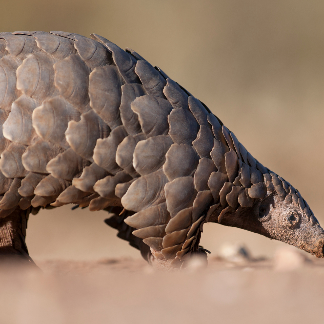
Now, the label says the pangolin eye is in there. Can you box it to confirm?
[286,213,300,228]
[288,215,296,222]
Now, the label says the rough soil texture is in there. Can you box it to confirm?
[2,249,324,324]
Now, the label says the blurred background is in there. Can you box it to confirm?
[0,0,323,260]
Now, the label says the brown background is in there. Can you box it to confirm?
[0,0,323,260]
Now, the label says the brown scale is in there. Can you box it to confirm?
[91,34,139,84]
[93,171,132,199]
[53,54,90,112]
[168,107,199,145]
[18,173,45,197]
[165,207,193,234]
[163,143,199,181]
[0,142,27,178]
[93,125,127,174]
[121,169,168,212]
[119,84,145,135]
[131,95,172,137]
[16,52,56,102]
[191,190,213,222]
[133,135,173,176]
[72,163,109,193]
[46,148,90,180]
[1,32,38,60]
[3,95,37,145]
[33,96,81,149]
[34,175,70,197]
[53,185,90,206]
[89,65,123,129]
[33,32,76,60]
[66,110,110,162]
[115,133,145,177]
[194,158,217,192]
[164,176,197,217]
[72,34,111,70]
[0,56,19,111]
[208,171,228,202]
[132,224,166,240]
[163,78,188,110]
[115,179,136,199]
[135,60,166,99]
[124,202,170,229]
[192,125,215,158]
[0,178,21,210]
[22,139,64,174]
[89,196,118,211]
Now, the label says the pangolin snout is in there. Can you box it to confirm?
[312,238,324,258]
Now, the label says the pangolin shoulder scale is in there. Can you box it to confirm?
[0,31,322,268]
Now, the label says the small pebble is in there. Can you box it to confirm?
[273,247,308,271]
[218,243,252,264]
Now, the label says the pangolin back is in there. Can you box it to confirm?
[0,31,316,265]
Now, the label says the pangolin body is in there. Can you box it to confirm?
[0,31,322,268]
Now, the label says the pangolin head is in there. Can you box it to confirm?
[217,173,324,258]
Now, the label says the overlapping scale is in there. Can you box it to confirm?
[93,171,132,198]
[54,54,90,112]
[124,202,169,229]
[0,178,21,210]
[89,65,122,129]
[115,133,145,177]
[168,107,199,145]
[93,125,127,174]
[73,34,110,69]
[194,158,217,191]
[16,52,55,102]
[46,148,90,180]
[132,225,166,239]
[121,169,168,212]
[131,95,172,137]
[135,60,166,98]
[32,96,80,149]
[133,135,173,176]
[210,138,228,173]
[0,143,27,178]
[0,32,37,59]
[0,56,19,110]
[163,143,199,181]
[72,163,108,193]
[66,110,110,161]
[165,176,196,217]
[22,139,63,174]
[119,84,144,135]
[34,175,70,197]
[91,34,139,84]
[18,172,44,197]
[3,95,37,145]
[163,78,188,110]
[34,32,76,60]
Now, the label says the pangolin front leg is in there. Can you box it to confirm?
[0,207,35,266]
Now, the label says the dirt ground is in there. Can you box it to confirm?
[1,248,324,324]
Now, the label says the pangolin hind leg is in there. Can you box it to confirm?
[0,207,36,266]
[104,207,152,262]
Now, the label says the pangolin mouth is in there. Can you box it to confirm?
[312,238,324,258]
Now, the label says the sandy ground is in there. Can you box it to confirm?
[1,248,324,324]
[0,1,323,324]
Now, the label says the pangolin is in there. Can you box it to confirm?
[0,31,322,269]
